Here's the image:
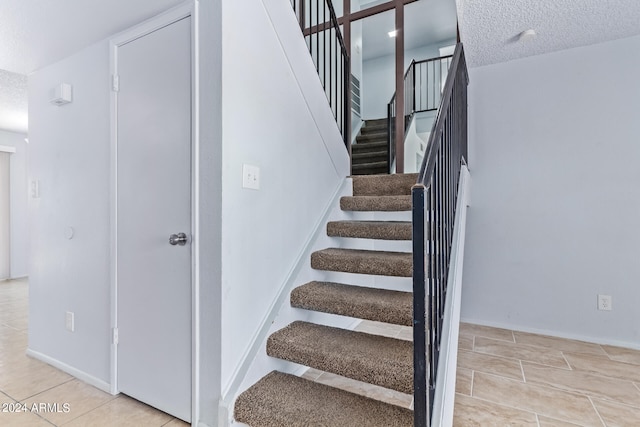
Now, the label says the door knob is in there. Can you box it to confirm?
[169,232,188,246]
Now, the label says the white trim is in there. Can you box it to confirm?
[219,177,350,406]
[431,165,470,427]
[27,348,113,394]
[109,1,198,422]
[0,145,16,153]
[191,0,201,424]
[459,317,640,351]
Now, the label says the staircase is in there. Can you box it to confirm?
[234,173,417,426]
[351,119,390,175]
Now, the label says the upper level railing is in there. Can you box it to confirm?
[387,55,452,172]
[292,0,350,148]
[412,43,468,427]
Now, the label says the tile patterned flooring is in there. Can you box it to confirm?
[4,277,640,426]
[454,323,640,426]
[0,278,188,427]
[304,320,640,426]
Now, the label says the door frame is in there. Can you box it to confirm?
[109,2,200,422]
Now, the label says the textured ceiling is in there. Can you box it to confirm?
[0,70,27,134]
[457,0,640,68]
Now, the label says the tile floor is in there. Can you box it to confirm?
[455,322,640,426]
[0,278,188,427]
[304,319,640,427]
[5,277,640,426]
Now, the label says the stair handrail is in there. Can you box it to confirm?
[411,43,468,427]
[292,0,351,148]
[387,55,453,173]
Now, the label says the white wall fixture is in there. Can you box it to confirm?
[50,83,73,106]
[518,29,537,42]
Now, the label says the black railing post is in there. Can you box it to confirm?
[412,184,428,427]
[412,60,416,113]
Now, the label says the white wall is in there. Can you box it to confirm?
[28,40,112,383]
[462,34,640,348]
[361,39,456,120]
[0,130,29,279]
[220,0,350,396]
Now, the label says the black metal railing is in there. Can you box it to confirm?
[388,55,452,172]
[412,43,468,427]
[292,0,350,148]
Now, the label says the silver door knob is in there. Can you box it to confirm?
[169,232,188,246]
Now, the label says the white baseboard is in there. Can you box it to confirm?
[459,317,640,351]
[26,348,113,394]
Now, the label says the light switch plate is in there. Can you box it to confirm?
[242,164,260,190]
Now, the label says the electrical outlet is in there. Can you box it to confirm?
[597,295,612,311]
[65,311,75,332]
[242,164,260,190]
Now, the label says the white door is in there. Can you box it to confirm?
[116,16,192,422]
[0,152,9,280]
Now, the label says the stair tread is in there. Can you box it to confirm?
[352,169,389,175]
[291,281,412,326]
[357,132,388,141]
[352,161,388,169]
[361,126,388,134]
[352,173,418,196]
[340,195,412,211]
[327,220,411,240]
[352,150,388,160]
[311,248,412,277]
[268,322,413,394]
[352,141,387,150]
[234,371,412,427]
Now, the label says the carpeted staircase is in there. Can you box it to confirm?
[351,118,390,175]
[234,173,417,427]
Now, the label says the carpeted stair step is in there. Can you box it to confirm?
[351,168,388,175]
[340,195,411,211]
[267,321,413,393]
[290,281,412,326]
[352,150,388,161]
[351,140,387,153]
[356,132,387,143]
[364,118,388,127]
[361,125,388,134]
[311,248,412,277]
[327,220,411,240]
[234,371,412,427]
[352,173,418,196]
[352,161,388,172]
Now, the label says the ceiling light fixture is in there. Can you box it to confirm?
[518,29,536,41]
[388,30,398,38]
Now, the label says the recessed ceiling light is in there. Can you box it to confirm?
[518,29,536,41]
[388,30,398,38]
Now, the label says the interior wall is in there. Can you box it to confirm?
[0,152,9,280]
[28,39,112,383]
[462,34,640,348]
[0,130,29,279]
[361,39,456,120]
[220,0,350,395]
